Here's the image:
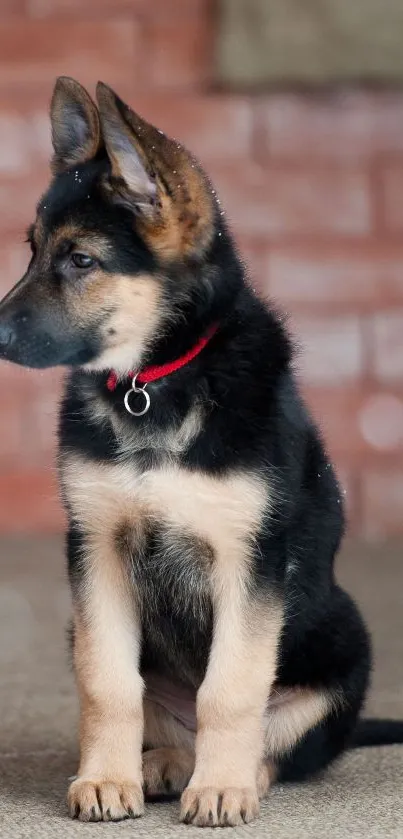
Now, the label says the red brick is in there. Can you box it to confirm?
[25,391,59,464]
[0,90,252,169]
[28,0,144,14]
[0,90,75,173]
[0,113,38,174]
[0,394,25,470]
[30,367,64,399]
[380,165,403,232]
[0,361,62,423]
[211,165,372,237]
[0,359,33,391]
[372,311,403,382]
[0,92,53,174]
[120,94,253,163]
[0,21,141,89]
[358,393,403,452]
[0,241,31,297]
[0,0,25,14]
[258,92,403,161]
[27,0,207,18]
[9,369,62,467]
[0,372,61,492]
[303,386,362,462]
[235,237,268,290]
[0,19,401,541]
[291,315,363,384]
[0,471,64,534]
[266,244,403,312]
[303,385,403,463]
[362,470,403,538]
[0,172,49,234]
[145,17,211,90]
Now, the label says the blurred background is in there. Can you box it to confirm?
[1,0,403,540]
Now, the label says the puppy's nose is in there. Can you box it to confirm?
[0,322,14,350]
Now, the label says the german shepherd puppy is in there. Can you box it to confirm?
[0,78,402,828]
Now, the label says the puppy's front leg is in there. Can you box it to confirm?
[67,526,144,822]
[181,559,283,827]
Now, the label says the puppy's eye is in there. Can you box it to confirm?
[71,252,95,269]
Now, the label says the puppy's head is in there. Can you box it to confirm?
[0,77,217,372]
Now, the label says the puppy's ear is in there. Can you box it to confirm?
[96,82,215,260]
[96,82,157,219]
[50,77,102,173]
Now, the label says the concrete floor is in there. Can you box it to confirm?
[0,537,402,838]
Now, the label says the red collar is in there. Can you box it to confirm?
[106,324,218,392]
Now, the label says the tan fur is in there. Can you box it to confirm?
[264,685,337,755]
[141,465,268,555]
[61,456,138,535]
[181,599,283,826]
[68,778,144,823]
[76,273,161,375]
[138,163,214,261]
[61,455,268,552]
[67,511,145,820]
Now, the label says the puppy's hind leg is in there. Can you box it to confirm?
[143,693,196,798]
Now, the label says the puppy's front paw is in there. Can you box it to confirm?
[68,778,144,822]
[180,785,259,827]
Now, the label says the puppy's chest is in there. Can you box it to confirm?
[62,451,268,683]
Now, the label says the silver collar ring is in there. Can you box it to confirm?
[124,375,151,417]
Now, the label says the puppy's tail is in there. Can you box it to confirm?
[352,718,403,747]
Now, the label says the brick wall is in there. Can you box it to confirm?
[1,1,403,538]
